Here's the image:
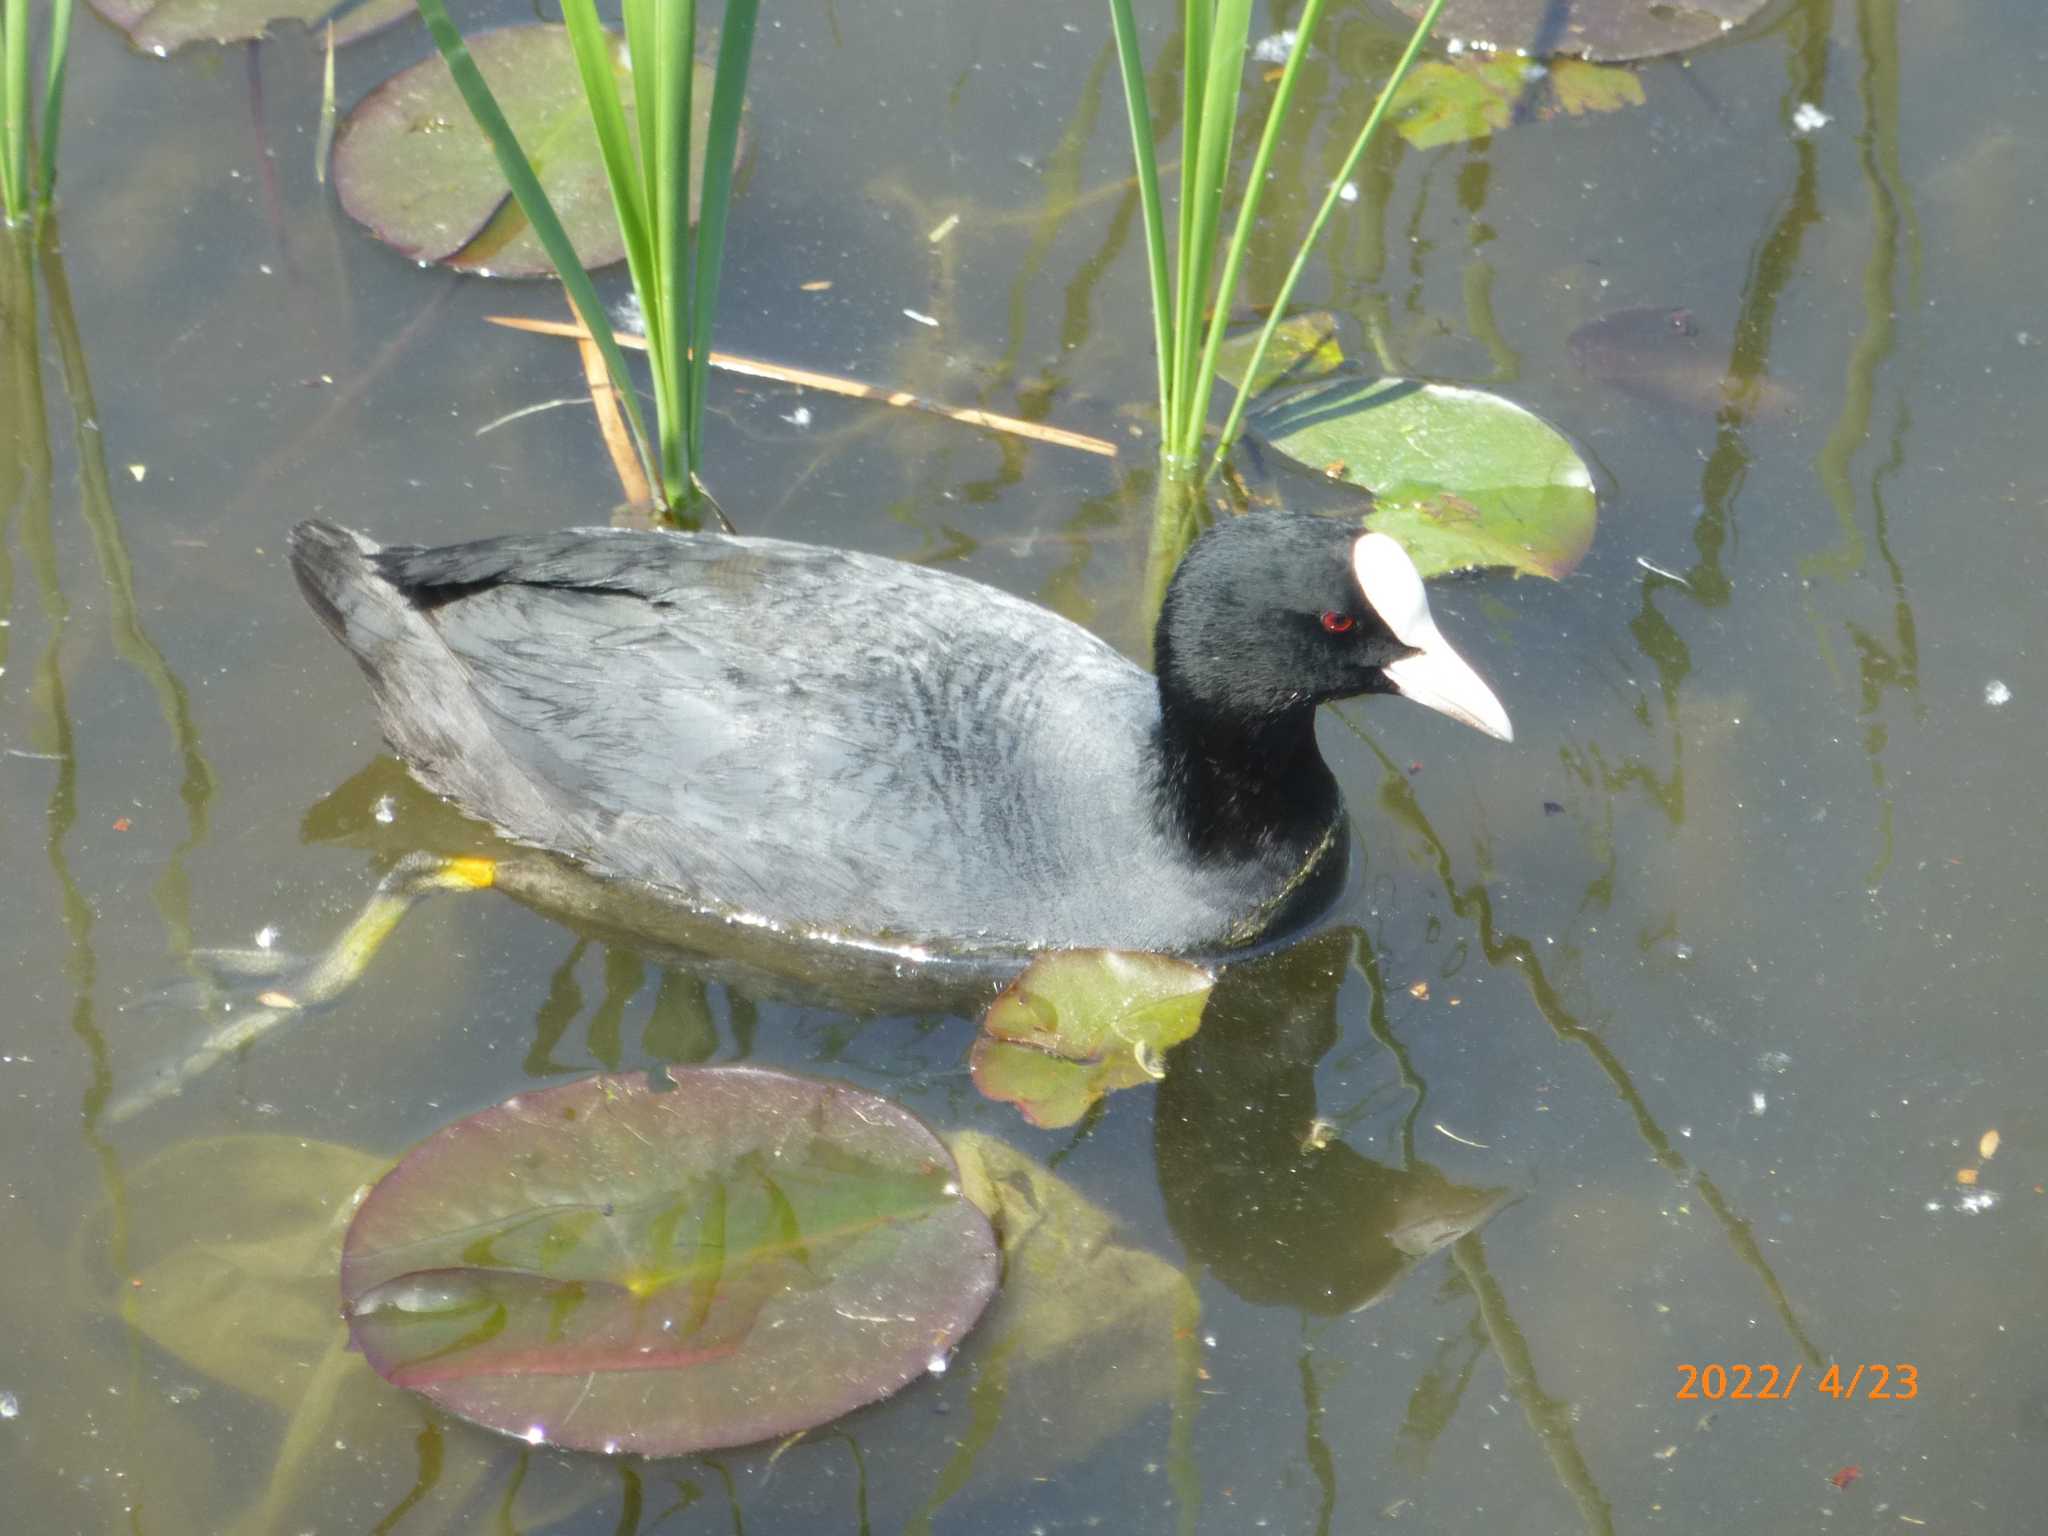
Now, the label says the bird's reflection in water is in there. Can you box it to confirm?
[1155,932,1510,1315]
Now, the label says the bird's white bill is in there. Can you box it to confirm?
[1351,533,1512,742]
[1383,640,1514,741]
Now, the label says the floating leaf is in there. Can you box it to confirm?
[1389,0,1769,64]
[1251,377,1595,579]
[88,0,410,55]
[969,950,1214,1128]
[1213,311,1346,395]
[332,26,723,278]
[340,1066,998,1456]
[103,1134,384,1411]
[1390,57,1644,150]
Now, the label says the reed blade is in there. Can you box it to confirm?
[411,0,659,497]
[35,0,72,208]
[3,0,31,217]
[1105,0,1173,437]
[1205,0,1446,483]
[684,0,756,472]
[1185,0,1332,457]
[1170,0,1253,461]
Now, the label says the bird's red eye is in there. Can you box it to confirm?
[1320,610,1355,634]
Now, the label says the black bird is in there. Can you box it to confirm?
[290,512,1509,963]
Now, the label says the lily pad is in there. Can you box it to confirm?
[332,26,720,277]
[969,950,1214,1128]
[340,1066,998,1456]
[1389,0,1769,64]
[1250,377,1596,579]
[88,0,410,55]
[1213,311,1346,396]
[1390,57,1645,150]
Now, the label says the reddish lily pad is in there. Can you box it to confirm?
[1250,377,1596,580]
[340,1066,998,1456]
[332,25,722,277]
[88,0,411,55]
[970,951,1214,1128]
[1390,0,1768,64]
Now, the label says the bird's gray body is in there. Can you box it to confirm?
[292,524,1335,956]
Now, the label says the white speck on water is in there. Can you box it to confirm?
[1791,102,1830,133]
[256,925,281,950]
[524,1424,547,1445]
[927,1353,948,1375]
[603,1439,620,1455]
[1984,679,2012,707]
[1750,1091,1768,1116]
[373,795,397,824]
[0,1392,17,1419]
[1679,1125,1693,1138]
[1251,30,1297,64]
[782,406,812,427]
[1338,182,1359,204]
[903,309,939,328]
[1954,1190,1999,1214]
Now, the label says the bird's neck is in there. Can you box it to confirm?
[1151,695,1341,864]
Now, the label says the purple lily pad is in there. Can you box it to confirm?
[1388,0,1769,64]
[88,0,411,56]
[340,1066,998,1456]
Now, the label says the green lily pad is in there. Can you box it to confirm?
[1213,311,1346,396]
[1389,0,1768,64]
[1250,377,1596,579]
[969,951,1214,1128]
[332,26,721,278]
[340,1066,999,1456]
[88,0,411,55]
[1390,57,1645,150]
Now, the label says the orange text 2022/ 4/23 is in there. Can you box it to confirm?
[1673,1363,1919,1402]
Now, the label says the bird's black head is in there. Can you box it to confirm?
[1154,511,1512,741]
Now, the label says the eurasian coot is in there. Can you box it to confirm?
[290,512,1509,959]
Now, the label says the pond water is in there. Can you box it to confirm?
[4,0,2044,1530]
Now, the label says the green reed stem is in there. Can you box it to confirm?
[419,0,755,514]
[3,0,31,218]
[686,0,756,475]
[1105,0,1172,439]
[36,0,71,208]
[646,0,692,503]
[1204,0,1445,484]
[414,0,660,498]
[1105,0,1445,482]
[0,0,71,219]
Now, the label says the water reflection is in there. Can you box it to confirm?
[1156,931,1510,1314]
